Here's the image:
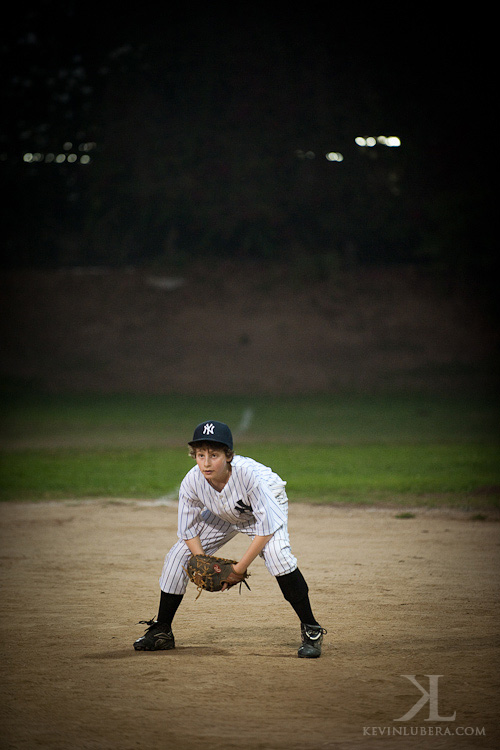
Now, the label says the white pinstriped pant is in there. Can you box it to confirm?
[159,497,298,595]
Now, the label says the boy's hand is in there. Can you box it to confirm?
[221,565,248,591]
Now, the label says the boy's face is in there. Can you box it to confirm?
[195,446,230,486]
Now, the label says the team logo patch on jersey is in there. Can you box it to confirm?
[235,499,252,514]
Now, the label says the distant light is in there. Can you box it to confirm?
[63,141,73,151]
[295,149,315,160]
[356,135,401,148]
[326,152,344,162]
[23,152,45,163]
[22,150,91,165]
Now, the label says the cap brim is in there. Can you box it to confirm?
[188,438,230,448]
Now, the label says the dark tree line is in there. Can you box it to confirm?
[1,7,492,282]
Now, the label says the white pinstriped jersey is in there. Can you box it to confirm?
[177,455,287,540]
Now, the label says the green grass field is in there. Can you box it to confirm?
[1,393,499,509]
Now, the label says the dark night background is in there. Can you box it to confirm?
[1,3,493,276]
[0,3,497,396]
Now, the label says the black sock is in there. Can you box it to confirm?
[276,568,319,626]
[157,591,183,628]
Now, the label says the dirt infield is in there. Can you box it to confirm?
[1,501,499,750]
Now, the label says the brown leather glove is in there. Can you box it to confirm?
[186,555,250,598]
[221,565,248,591]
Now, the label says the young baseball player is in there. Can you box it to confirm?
[133,420,326,658]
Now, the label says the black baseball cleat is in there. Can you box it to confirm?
[297,623,327,658]
[133,619,175,651]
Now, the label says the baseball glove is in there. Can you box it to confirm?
[186,554,251,598]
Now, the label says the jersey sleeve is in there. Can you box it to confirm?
[177,471,205,540]
[245,472,287,536]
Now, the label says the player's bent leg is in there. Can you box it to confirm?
[135,520,239,651]
[258,523,298,576]
[264,533,326,658]
[159,539,193,595]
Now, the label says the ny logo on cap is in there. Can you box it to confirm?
[203,423,215,435]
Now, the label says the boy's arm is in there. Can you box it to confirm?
[184,535,204,556]
[220,533,273,591]
[233,533,273,575]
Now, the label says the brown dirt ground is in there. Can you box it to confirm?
[0,265,498,394]
[1,500,499,750]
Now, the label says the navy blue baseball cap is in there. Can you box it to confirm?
[188,420,233,450]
